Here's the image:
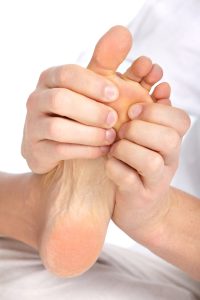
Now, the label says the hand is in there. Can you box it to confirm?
[21,25,154,175]
[21,64,119,173]
[106,101,191,242]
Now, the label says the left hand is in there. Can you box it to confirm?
[106,102,191,243]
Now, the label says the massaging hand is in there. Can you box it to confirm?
[22,25,160,174]
[107,101,190,243]
[21,63,119,173]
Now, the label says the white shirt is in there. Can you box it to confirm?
[127,0,200,197]
[127,0,200,117]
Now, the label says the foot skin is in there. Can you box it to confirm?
[37,26,166,277]
[39,158,115,277]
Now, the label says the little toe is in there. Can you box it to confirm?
[123,56,152,82]
[140,64,163,91]
[151,82,171,105]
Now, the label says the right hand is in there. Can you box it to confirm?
[21,64,119,174]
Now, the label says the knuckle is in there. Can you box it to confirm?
[163,128,180,151]
[57,64,77,85]
[56,66,67,86]
[181,111,191,134]
[48,89,64,112]
[146,153,164,174]
[57,65,69,85]
[28,159,43,173]
[122,172,136,187]
[169,131,180,151]
[21,142,27,159]
[26,91,38,111]
[27,158,38,172]
[38,68,49,85]
[54,143,66,157]
[22,146,41,173]
[47,119,60,138]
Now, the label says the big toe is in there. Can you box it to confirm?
[88,25,133,76]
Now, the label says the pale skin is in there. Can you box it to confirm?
[0,26,199,281]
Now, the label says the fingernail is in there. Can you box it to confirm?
[104,86,119,101]
[129,104,143,119]
[106,111,117,127]
[106,128,116,143]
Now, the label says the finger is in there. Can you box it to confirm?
[105,157,142,192]
[35,116,116,146]
[123,56,152,82]
[29,88,118,129]
[128,103,191,137]
[27,141,110,174]
[110,139,165,187]
[88,25,132,76]
[37,64,119,103]
[118,120,181,165]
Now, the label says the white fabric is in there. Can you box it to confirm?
[1,0,200,299]
[128,0,200,198]
[127,0,200,117]
[0,238,200,300]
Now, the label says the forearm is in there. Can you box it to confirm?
[139,187,200,281]
[0,172,41,248]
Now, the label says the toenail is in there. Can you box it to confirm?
[106,128,116,143]
[129,104,143,119]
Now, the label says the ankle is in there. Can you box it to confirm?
[0,173,43,249]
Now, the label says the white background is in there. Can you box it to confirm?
[0,0,145,173]
[0,0,149,250]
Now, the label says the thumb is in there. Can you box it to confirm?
[88,25,132,76]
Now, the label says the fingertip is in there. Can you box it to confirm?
[128,104,143,119]
[106,110,118,128]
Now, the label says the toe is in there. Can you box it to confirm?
[151,82,171,105]
[140,64,163,91]
[123,56,152,82]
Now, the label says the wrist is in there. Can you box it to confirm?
[127,187,174,247]
[132,187,200,280]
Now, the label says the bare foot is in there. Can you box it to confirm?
[37,26,165,277]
